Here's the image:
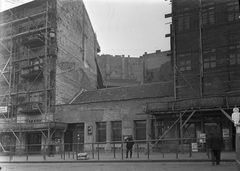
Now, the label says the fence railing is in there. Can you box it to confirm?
[0,138,210,161]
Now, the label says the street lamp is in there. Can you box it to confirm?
[232,107,240,126]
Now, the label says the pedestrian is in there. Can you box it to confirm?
[48,141,55,157]
[208,131,224,166]
[125,136,134,158]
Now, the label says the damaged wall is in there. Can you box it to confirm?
[55,0,99,104]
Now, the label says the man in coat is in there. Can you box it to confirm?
[208,132,224,165]
[125,136,134,158]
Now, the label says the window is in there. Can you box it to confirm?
[96,122,106,142]
[227,2,239,21]
[202,6,215,26]
[112,121,122,141]
[135,120,146,141]
[151,120,163,139]
[178,13,190,31]
[229,45,240,65]
[179,60,191,71]
[203,48,216,69]
[203,56,216,69]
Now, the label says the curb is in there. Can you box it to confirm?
[0,159,236,164]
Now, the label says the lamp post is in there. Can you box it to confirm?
[232,107,240,126]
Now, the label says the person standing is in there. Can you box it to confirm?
[208,132,224,166]
[125,136,134,158]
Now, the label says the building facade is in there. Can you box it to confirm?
[97,50,171,87]
[146,0,240,151]
[140,50,172,84]
[55,82,173,152]
[97,54,143,87]
[0,0,100,154]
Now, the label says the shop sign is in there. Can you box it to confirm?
[222,129,229,138]
[0,106,7,113]
[199,133,206,143]
[191,143,198,152]
[87,126,93,135]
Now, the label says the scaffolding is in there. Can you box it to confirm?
[0,1,67,153]
[145,0,240,153]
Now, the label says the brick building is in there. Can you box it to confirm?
[55,82,173,152]
[144,0,240,151]
[97,54,142,87]
[140,50,172,84]
[0,0,100,154]
[97,50,171,87]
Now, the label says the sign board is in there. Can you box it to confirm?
[223,128,230,138]
[191,143,198,152]
[0,106,7,113]
[87,126,93,135]
[199,133,206,143]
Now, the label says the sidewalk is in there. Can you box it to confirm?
[0,151,236,163]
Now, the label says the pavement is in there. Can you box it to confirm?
[0,151,236,163]
[0,162,238,171]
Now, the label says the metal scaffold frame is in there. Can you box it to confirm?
[0,1,66,153]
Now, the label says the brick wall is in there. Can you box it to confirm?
[55,0,98,104]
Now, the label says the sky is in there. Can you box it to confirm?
[0,0,171,57]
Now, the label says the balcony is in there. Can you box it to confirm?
[21,34,45,48]
[18,102,43,114]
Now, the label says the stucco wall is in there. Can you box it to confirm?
[55,96,173,151]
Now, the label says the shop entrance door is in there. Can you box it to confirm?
[27,133,41,154]
[76,123,84,152]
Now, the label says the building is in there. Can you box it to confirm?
[55,82,173,152]
[0,0,100,154]
[143,0,240,151]
[97,50,171,87]
[140,50,172,84]
[97,54,142,87]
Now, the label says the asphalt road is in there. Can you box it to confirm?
[0,162,237,171]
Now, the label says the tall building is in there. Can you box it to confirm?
[145,0,240,151]
[0,0,100,154]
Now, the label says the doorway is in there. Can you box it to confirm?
[65,123,85,152]
[27,133,41,154]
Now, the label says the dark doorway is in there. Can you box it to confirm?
[64,129,73,151]
[27,133,41,154]
[65,123,85,152]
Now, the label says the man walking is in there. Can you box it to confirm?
[208,131,224,165]
[125,136,134,158]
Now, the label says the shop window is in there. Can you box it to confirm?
[179,60,191,71]
[135,120,146,141]
[152,120,163,139]
[178,13,190,31]
[227,2,239,21]
[96,122,106,142]
[112,121,122,141]
[229,45,240,65]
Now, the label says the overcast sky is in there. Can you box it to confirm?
[0,0,171,57]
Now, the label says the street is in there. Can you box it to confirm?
[0,162,237,171]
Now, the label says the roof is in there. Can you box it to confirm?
[72,82,174,104]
